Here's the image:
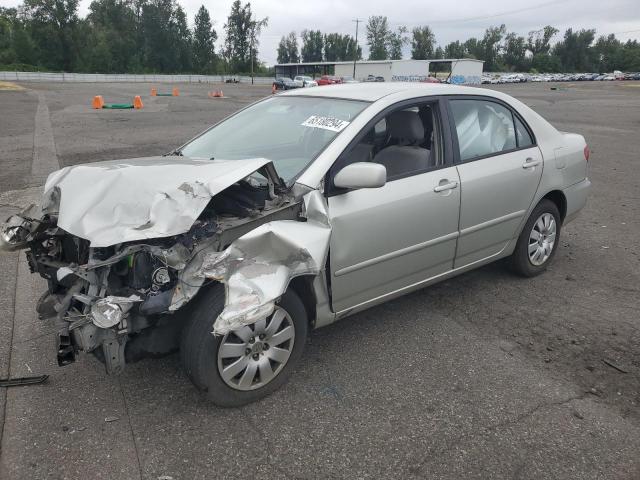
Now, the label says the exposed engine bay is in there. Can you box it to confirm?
[0,156,330,374]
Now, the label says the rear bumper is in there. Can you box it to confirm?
[563,177,591,224]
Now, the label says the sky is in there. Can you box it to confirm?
[2,0,639,65]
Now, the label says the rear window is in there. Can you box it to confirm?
[450,99,517,161]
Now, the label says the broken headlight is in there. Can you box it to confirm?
[0,215,34,251]
[91,295,141,328]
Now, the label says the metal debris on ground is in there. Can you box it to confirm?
[602,359,629,374]
[0,374,49,387]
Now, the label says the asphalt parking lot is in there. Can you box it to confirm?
[0,80,638,479]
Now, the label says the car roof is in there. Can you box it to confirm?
[278,82,493,102]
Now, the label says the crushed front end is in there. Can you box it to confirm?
[0,157,305,374]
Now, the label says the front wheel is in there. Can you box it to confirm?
[509,199,561,277]
[180,285,308,407]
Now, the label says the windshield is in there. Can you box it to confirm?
[180,96,368,182]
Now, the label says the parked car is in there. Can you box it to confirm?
[0,83,591,406]
[293,75,318,87]
[272,77,297,90]
[340,75,359,84]
[317,75,342,86]
[365,74,385,82]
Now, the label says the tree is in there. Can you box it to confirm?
[285,31,298,63]
[23,0,81,71]
[277,31,298,64]
[324,32,360,61]
[480,24,506,72]
[463,37,483,59]
[13,24,37,65]
[553,28,596,72]
[527,26,558,56]
[531,52,562,73]
[434,46,444,59]
[593,34,623,73]
[387,26,408,60]
[503,32,528,71]
[223,0,267,72]
[86,0,137,73]
[323,33,342,62]
[444,40,465,59]
[345,34,362,62]
[411,25,435,60]
[366,15,389,60]
[0,9,18,64]
[192,5,217,72]
[620,40,640,71]
[277,35,288,64]
[301,29,322,62]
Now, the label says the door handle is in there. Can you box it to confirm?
[434,180,458,193]
[522,157,541,169]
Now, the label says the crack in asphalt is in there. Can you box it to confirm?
[117,377,144,480]
[409,391,593,477]
[486,392,591,432]
[0,253,19,459]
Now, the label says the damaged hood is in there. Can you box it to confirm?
[43,156,272,247]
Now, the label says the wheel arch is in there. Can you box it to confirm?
[541,190,567,222]
[287,275,317,328]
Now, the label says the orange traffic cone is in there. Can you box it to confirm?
[272,84,276,94]
[92,95,105,109]
[150,88,157,96]
[172,87,179,96]
[133,95,144,109]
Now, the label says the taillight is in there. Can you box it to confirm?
[583,145,590,162]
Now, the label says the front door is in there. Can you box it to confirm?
[326,100,461,313]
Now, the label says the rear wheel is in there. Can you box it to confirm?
[509,199,561,277]
[180,285,307,407]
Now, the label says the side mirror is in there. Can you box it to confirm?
[333,162,387,190]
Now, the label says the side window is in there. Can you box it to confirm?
[450,99,517,161]
[515,116,534,148]
[331,101,444,186]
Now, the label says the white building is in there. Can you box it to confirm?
[274,59,484,85]
[334,59,483,84]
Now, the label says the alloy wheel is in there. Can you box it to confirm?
[528,212,557,266]
[217,306,295,391]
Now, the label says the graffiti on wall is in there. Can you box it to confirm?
[450,75,482,85]
[390,74,482,85]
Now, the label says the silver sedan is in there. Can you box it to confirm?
[0,83,590,406]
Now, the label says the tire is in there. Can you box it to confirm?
[509,199,561,277]
[180,284,308,407]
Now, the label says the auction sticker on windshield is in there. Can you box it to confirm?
[301,115,350,132]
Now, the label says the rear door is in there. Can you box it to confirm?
[447,97,543,268]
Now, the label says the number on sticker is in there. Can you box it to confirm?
[301,115,350,132]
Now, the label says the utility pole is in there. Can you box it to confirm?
[352,19,362,78]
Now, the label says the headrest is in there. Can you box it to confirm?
[387,111,424,145]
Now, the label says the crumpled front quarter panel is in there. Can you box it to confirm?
[199,190,331,335]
